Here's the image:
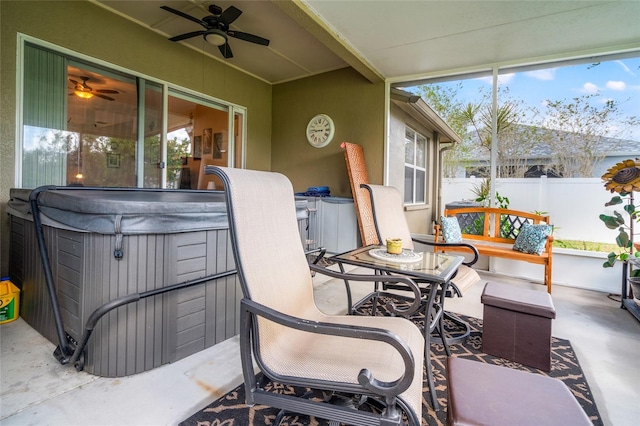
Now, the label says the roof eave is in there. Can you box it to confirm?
[390,88,461,144]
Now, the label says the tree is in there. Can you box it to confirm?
[415,81,640,179]
[454,99,539,178]
[416,83,541,178]
[416,83,477,177]
[166,135,191,188]
[537,94,640,178]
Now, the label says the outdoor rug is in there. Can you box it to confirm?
[181,303,602,426]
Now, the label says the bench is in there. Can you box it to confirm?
[434,207,553,293]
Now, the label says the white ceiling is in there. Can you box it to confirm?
[95,0,640,85]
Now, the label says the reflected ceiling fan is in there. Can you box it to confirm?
[160,4,270,59]
[69,76,119,101]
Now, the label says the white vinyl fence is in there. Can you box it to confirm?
[440,177,630,294]
[441,177,623,243]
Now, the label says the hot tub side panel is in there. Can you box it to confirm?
[11,216,240,378]
[83,229,240,377]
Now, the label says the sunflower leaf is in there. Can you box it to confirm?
[616,229,630,248]
[605,196,623,206]
[599,214,623,229]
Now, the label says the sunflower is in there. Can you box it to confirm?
[602,158,640,193]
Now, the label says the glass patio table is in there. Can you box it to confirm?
[329,245,465,411]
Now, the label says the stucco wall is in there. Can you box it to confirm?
[271,68,385,197]
[0,0,272,275]
[389,103,437,235]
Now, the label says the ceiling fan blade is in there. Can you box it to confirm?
[227,30,270,46]
[160,6,206,27]
[218,6,242,26]
[169,30,206,42]
[69,79,81,85]
[96,89,119,94]
[218,43,233,59]
[94,93,115,101]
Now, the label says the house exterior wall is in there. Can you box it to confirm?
[271,68,385,197]
[0,0,272,275]
[388,103,437,235]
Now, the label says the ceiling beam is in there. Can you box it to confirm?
[271,0,384,84]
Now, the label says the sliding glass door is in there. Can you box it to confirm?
[19,39,245,189]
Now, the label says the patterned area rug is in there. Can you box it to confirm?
[181,307,602,426]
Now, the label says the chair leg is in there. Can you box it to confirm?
[437,309,452,357]
[440,311,472,345]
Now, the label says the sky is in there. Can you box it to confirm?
[419,56,640,141]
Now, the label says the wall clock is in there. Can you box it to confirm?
[306,114,335,148]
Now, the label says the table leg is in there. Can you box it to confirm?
[337,262,354,314]
[423,282,443,411]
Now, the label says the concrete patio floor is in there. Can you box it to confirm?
[1,269,639,425]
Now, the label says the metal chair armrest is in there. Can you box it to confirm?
[309,263,423,316]
[411,236,480,267]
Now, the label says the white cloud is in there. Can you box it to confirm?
[581,82,599,94]
[606,80,626,91]
[525,69,555,81]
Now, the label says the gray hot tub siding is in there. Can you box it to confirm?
[9,189,311,377]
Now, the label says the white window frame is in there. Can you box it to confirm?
[404,126,428,205]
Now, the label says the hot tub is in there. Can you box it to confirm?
[8,187,309,377]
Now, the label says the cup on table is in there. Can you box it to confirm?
[386,238,403,254]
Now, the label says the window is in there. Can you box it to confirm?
[404,127,427,204]
[19,39,245,189]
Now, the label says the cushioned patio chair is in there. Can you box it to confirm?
[209,166,425,426]
[360,183,480,411]
[341,142,480,299]
[363,183,481,342]
[362,184,481,301]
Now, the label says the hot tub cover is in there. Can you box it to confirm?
[9,187,308,235]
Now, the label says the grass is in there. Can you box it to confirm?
[553,239,620,253]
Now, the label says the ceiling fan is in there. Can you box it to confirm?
[160,4,270,59]
[69,76,119,101]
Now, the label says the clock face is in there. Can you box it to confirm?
[306,114,335,148]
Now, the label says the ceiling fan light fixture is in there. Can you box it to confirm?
[204,29,227,46]
[74,89,93,99]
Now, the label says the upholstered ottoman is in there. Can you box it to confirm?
[447,357,591,426]
[481,282,556,371]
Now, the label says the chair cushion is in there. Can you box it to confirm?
[441,216,462,243]
[259,313,425,421]
[513,223,552,255]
